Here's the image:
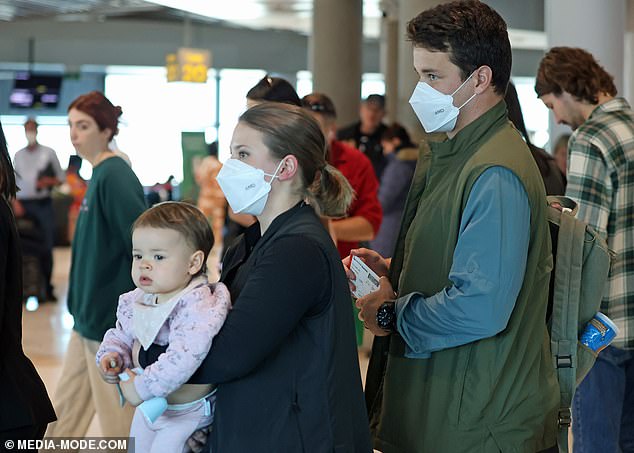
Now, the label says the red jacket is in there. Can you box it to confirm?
[329,140,382,258]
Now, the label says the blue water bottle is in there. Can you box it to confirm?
[580,312,619,353]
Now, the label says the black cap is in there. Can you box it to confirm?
[364,94,385,109]
[301,93,337,118]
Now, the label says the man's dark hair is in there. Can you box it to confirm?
[406,0,511,95]
[535,47,617,104]
[246,75,302,106]
[364,94,385,109]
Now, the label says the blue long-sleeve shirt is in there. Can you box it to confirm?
[395,166,531,358]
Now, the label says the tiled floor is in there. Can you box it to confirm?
[22,247,371,439]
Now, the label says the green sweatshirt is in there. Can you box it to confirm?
[369,101,559,453]
[67,156,146,341]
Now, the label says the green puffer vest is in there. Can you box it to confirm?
[370,101,559,453]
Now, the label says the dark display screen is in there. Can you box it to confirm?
[10,72,63,109]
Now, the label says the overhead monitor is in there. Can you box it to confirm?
[9,72,63,109]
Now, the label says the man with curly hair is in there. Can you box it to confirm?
[536,46,634,452]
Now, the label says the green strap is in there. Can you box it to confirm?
[549,209,586,453]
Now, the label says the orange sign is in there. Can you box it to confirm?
[166,48,211,83]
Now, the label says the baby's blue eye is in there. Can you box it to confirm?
[133,254,142,260]
[154,255,165,261]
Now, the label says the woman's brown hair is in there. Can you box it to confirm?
[535,47,616,104]
[238,103,353,217]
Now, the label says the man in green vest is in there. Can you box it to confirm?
[347,1,560,452]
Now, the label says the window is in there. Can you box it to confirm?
[513,76,550,149]
[361,73,385,98]
[294,71,385,101]
[216,69,266,161]
[105,66,217,185]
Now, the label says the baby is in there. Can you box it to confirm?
[96,201,230,452]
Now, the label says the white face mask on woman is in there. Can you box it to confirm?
[216,158,284,216]
[408,72,477,133]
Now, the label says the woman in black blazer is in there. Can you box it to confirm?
[0,120,56,447]
[140,103,372,453]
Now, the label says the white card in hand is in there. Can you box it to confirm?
[350,255,380,298]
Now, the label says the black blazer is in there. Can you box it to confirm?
[0,197,56,432]
[141,202,372,452]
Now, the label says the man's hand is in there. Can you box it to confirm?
[356,276,396,336]
[350,248,390,276]
[36,176,59,190]
[11,199,25,218]
[343,248,390,294]
[119,369,143,407]
[98,353,123,384]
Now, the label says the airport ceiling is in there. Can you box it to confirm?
[0,0,165,21]
[0,0,387,37]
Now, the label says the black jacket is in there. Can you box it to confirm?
[337,121,388,180]
[0,197,56,432]
[141,202,371,452]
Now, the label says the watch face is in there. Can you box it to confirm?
[377,302,396,331]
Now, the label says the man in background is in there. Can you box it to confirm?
[13,118,65,302]
[338,94,388,180]
[536,46,634,453]
[302,93,382,260]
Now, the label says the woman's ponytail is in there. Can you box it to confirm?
[307,164,354,218]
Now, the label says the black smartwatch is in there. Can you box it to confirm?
[376,301,396,333]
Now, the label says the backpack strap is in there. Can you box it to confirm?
[549,208,586,453]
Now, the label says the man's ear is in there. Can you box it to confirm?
[473,65,493,94]
[278,155,299,181]
[189,250,205,275]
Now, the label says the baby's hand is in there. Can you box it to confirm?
[99,353,123,384]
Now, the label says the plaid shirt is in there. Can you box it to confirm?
[566,97,634,349]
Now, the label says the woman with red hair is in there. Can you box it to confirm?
[45,91,146,439]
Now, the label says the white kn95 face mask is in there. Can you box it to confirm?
[216,158,284,216]
[409,72,477,133]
